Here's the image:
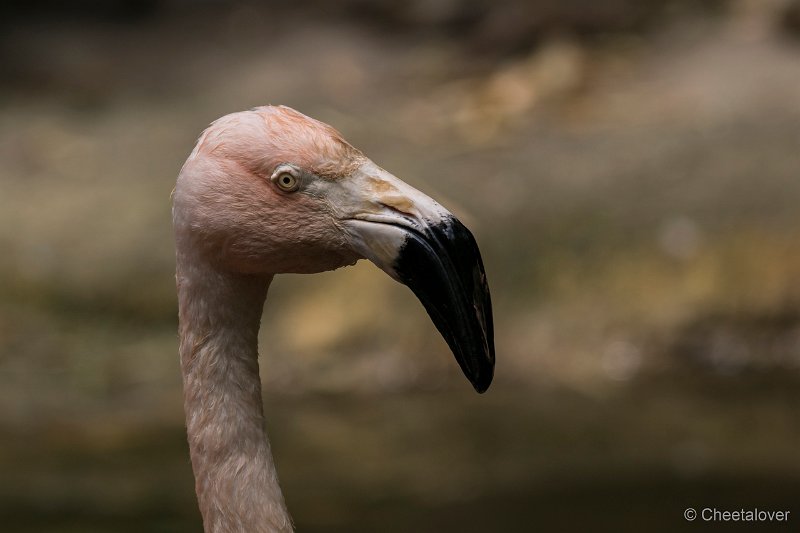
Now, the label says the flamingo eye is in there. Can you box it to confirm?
[273,169,300,192]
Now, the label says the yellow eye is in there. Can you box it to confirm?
[275,172,299,192]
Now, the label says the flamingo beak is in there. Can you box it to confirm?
[342,164,495,393]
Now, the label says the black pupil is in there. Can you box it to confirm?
[282,176,291,184]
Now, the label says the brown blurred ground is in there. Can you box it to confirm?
[1,1,800,531]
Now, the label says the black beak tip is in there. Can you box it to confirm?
[472,374,493,394]
[390,214,495,396]
[466,352,494,393]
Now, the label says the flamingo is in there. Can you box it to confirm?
[172,105,494,532]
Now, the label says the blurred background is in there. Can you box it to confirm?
[2,0,800,531]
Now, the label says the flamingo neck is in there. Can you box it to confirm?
[176,253,292,533]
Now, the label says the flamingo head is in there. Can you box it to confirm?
[173,105,494,392]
